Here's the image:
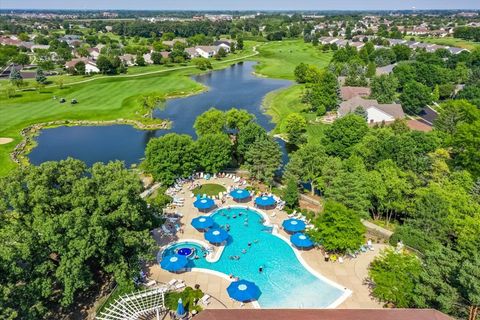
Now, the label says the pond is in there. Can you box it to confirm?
[28,61,292,167]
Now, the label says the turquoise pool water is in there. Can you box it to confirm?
[160,207,346,308]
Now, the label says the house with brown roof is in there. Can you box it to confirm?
[376,63,397,76]
[340,86,371,101]
[65,58,99,73]
[338,96,405,124]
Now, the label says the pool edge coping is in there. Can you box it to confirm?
[159,205,352,309]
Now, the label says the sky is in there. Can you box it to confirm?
[1,0,480,11]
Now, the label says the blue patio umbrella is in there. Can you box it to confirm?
[290,233,314,249]
[160,254,188,272]
[205,228,229,244]
[176,298,186,318]
[230,188,251,200]
[282,219,306,233]
[255,195,276,207]
[191,216,214,230]
[227,280,261,302]
[193,197,215,211]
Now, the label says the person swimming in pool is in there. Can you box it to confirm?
[259,266,263,273]
[241,249,247,254]
[248,242,252,247]
[254,239,259,244]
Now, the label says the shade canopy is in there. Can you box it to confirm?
[227,280,261,302]
[282,219,306,233]
[254,195,276,207]
[160,254,188,272]
[230,188,251,200]
[290,233,314,249]
[176,298,186,318]
[191,216,214,230]
[193,197,215,210]
[205,228,229,244]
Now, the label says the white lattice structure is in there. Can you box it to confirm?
[97,286,168,320]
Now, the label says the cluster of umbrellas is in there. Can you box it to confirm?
[282,218,313,250]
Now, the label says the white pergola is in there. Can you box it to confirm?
[97,286,168,320]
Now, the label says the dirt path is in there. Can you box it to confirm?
[0,138,13,145]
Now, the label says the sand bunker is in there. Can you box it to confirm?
[0,138,13,145]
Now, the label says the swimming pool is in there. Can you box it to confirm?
[159,207,349,308]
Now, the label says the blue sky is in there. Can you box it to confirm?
[2,0,480,10]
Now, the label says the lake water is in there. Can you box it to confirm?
[28,62,292,167]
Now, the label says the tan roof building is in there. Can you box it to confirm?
[338,96,405,124]
[340,86,371,101]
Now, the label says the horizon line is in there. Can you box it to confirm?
[1,8,479,12]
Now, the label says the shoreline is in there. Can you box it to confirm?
[11,118,170,167]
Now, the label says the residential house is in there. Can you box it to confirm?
[387,38,407,46]
[338,96,405,124]
[448,47,469,55]
[0,36,22,46]
[185,47,199,59]
[350,42,366,50]
[319,37,339,45]
[65,58,99,73]
[214,39,236,48]
[143,53,153,64]
[376,63,397,76]
[340,86,371,101]
[195,46,218,58]
[119,54,136,66]
[87,47,100,60]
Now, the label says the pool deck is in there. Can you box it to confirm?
[146,177,385,310]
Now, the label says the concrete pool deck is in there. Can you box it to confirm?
[146,177,385,310]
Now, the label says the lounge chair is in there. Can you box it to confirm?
[270,212,277,218]
[201,294,211,305]
[145,279,156,287]
[168,279,178,286]
[175,282,186,290]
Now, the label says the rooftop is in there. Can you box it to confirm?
[195,309,453,320]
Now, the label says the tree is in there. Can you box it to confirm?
[143,134,197,185]
[192,57,212,70]
[136,54,146,66]
[283,178,299,209]
[9,68,23,87]
[74,61,86,75]
[451,120,480,178]
[303,71,339,113]
[322,114,369,158]
[367,160,410,225]
[308,201,365,253]
[434,100,480,136]
[369,249,422,307]
[392,45,412,61]
[244,136,282,185]
[0,159,157,318]
[140,94,164,119]
[400,81,432,115]
[225,108,254,132]
[285,143,326,195]
[35,68,47,84]
[294,63,308,83]
[370,74,398,104]
[151,51,164,65]
[55,75,66,89]
[372,48,396,67]
[237,38,244,50]
[432,84,440,102]
[1,84,16,99]
[366,61,376,78]
[236,122,267,160]
[195,133,232,173]
[12,53,29,66]
[215,47,227,60]
[194,108,226,136]
[283,113,307,146]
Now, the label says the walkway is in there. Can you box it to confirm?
[146,176,384,310]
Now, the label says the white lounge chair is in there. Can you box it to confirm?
[201,294,211,305]
[145,280,156,287]
[175,282,186,290]
[168,279,177,286]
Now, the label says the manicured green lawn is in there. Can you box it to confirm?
[253,40,333,80]
[263,84,328,143]
[0,46,259,176]
[407,36,480,50]
[192,183,226,196]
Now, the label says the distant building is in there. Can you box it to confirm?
[340,86,371,101]
[376,63,397,76]
[338,96,405,124]
[65,58,99,73]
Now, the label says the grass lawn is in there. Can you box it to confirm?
[263,84,328,143]
[0,46,259,176]
[192,183,226,197]
[407,36,480,50]
[252,40,333,80]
